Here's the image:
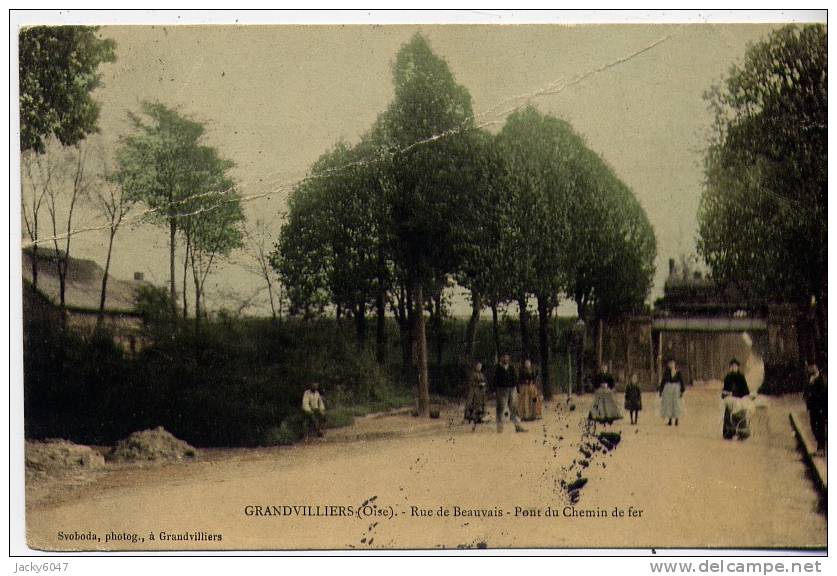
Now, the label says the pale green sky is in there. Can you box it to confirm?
[55,23,787,317]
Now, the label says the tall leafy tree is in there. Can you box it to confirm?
[351,122,395,362]
[95,148,136,324]
[242,219,283,321]
[42,142,96,310]
[273,137,388,342]
[19,26,116,154]
[181,148,244,327]
[383,33,475,416]
[698,24,827,363]
[21,148,56,290]
[496,107,655,394]
[115,102,234,315]
[497,107,583,399]
[453,129,516,361]
[323,142,384,346]
[273,175,333,318]
[566,147,655,322]
[590,175,656,321]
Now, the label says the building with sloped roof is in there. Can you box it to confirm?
[22,247,149,354]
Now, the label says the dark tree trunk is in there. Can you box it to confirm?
[464,289,481,359]
[375,249,387,365]
[400,325,412,381]
[30,245,39,290]
[266,280,277,322]
[625,321,632,379]
[355,303,368,348]
[575,298,588,395]
[182,241,190,320]
[396,281,416,383]
[396,287,410,378]
[57,255,67,309]
[97,229,117,329]
[414,280,430,417]
[537,294,553,400]
[57,193,78,309]
[815,283,827,368]
[375,286,387,365]
[194,281,202,333]
[433,290,444,367]
[169,217,177,316]
[491,300,501,363]
[518,293,529,359]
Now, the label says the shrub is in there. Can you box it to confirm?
[23,311,414,447]
[759,361,805,395]
[264,427,294,447]
[324,407,355,429]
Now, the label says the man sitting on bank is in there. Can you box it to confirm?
[302,381,326,439]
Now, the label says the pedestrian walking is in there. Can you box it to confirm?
[659,358,685,426]
[464,360,488,430]
[624,373,643,425]
[494,353,526,433]
[804,362,827,455]
[721,358,751,440]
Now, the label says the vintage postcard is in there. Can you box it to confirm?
[13,11,828,553]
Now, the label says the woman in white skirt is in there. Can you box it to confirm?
[659,358,685,426]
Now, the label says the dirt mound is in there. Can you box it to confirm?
[25,440,106,477]
[108,427,198,463]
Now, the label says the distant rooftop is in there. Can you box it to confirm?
[655,258,764,317]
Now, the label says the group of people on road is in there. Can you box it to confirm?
[462,352,827,454]
[302,352,826,456]
[587,364,645,426]
[719,357,828,454]
[583,359,689,428]
[465,353,543,433]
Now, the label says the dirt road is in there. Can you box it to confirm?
[26,382,826,551]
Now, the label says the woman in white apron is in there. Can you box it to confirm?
[659,358,685,426]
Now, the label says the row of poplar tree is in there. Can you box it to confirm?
[271,34,657,414]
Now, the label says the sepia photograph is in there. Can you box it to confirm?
[12,10,828,553]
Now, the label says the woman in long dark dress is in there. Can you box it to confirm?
[659,358,685,426]
[721,358,750,439]
[464,361,487,430]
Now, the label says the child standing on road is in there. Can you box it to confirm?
[624,373,643,425]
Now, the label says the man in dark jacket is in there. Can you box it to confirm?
[722,359,750,439]
[494,353,525,433]
[804,362,827,455]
